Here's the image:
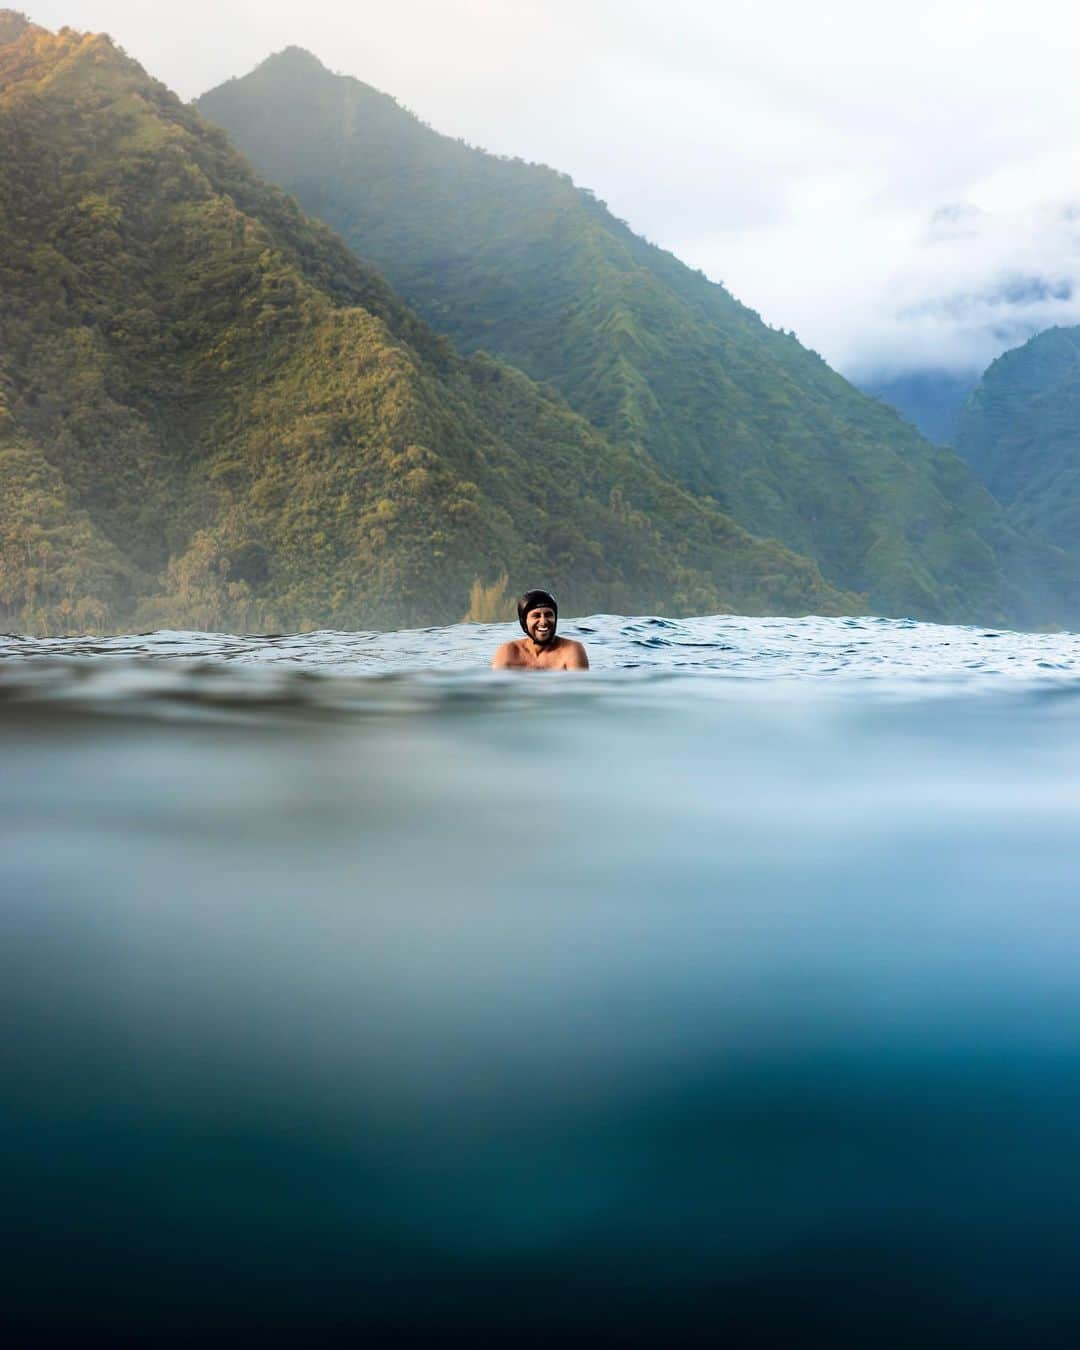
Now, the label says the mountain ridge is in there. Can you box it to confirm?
[0,14,851,635]
[197,47,1076,627]
[956,326,1080,551]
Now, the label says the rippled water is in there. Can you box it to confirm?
[6,609,1080,684]
[6,614,1080,1345]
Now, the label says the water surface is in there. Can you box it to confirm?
[5,615,1080,1344]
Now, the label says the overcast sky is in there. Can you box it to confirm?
[23,0,1080,378]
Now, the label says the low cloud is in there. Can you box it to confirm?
[860,200,1080,378]
[792,197,1080,381]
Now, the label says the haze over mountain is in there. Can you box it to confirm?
[30,1,1080,392]
[851,200,1080,444]
[199,48,1075,627]
[956,326,1080,552]
[860,371,978,448]
[0,11,860,635]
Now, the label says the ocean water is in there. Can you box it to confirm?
[6,613,1080,1345]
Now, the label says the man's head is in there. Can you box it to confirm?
[518,589,558,647]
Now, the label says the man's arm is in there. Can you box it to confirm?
[492,641,516,670]
[565,641,589,670]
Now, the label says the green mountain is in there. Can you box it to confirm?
[956,327,1080,550]
[0,12,855,636]
[196,47,1073,627]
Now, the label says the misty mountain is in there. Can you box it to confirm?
[0,12,860,635]
[956,326,1080,550]
[846,196,1080,439]
[196,47,1074,627]
[858,370,978,447]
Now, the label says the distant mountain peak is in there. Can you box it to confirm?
[196,54,1080,627]
[263,45,332,76]
[955,323,1080,549]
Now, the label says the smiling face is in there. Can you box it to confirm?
[526,605,556,645]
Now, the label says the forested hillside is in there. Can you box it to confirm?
[197,47,1074,627]
[956,327,1080,550]
[0,12,855,635]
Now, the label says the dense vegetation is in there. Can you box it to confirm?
[0,12,856,635]
[955,327,1080,551]
[198,47,1075,627]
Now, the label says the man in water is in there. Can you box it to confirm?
[492,589,589,670]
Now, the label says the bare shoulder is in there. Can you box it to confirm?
[562,639,589,670]
[492,639,524,669]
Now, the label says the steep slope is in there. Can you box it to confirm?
[196,48,1072,626]
[956,327,1080,550]
[0,12,852,636]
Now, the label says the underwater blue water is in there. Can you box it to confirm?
[5,614,1080,1344]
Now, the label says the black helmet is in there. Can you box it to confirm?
[517,589,558,637]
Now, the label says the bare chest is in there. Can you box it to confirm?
[507,640,572,669]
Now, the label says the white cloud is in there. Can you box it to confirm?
[21,0,1080,378]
